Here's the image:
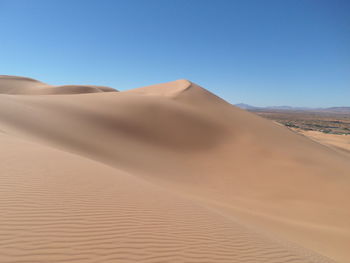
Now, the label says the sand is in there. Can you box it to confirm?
[298,130,350,155]
[0,75,349,263]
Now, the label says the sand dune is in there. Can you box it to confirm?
[0,76,349,262]
[0,75,116,94]
[299,130,350,155]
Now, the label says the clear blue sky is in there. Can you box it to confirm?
[0,0,349,107]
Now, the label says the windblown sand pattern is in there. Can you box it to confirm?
[0,76,349,262]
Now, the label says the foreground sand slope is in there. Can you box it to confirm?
[0,76,349,262]
[0,134,333,263]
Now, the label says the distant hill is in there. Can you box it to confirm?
[234,103,261,110]
[324,107,350,113]
[266,106,311,111]
[235,103,350,113]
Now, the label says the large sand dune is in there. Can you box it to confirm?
[0,76,349,263]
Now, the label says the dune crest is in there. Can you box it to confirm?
[0,75,117,95]
[126,79,228,105]
[124,79,192,97]
[0,76,349,263]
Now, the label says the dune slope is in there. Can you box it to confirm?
[0,76,349,263]
[0,75,117,94]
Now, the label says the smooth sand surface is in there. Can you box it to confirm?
[0,76,349,263]
[299,130,350,155]
[0,75,116,94]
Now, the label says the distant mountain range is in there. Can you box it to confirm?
[235,103,350,113]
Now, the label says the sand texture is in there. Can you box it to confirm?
[0,76,349,263]
[299,130,350,155]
